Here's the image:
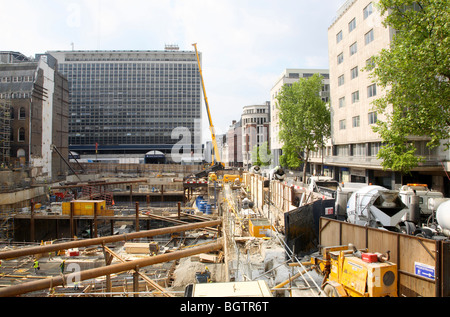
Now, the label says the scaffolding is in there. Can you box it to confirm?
[0,99,11,165]
[0,211,14,242]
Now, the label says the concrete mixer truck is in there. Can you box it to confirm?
[268,166,285,181]
[421,198,450,239]
[346,185,409,231]
[346,185,450,240]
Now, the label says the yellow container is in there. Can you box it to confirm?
[249,218,272,238]
[62,200,106,216]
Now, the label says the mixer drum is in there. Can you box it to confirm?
[436,199,450,231]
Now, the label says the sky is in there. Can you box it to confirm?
[0,0,345,143]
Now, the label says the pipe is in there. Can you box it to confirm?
[272,267,313,290]
[0,239,223,297]
[0,219,222,260]
[376,250,390,262]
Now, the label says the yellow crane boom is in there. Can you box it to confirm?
[192,43,222,165]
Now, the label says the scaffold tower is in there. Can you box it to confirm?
[0,99,11,165]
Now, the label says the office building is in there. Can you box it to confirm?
[48,49,202,162]
[327,0,449,192]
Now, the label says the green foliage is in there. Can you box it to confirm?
[366,0,450,172]
[251,141,271,166]
[276,73,330,177]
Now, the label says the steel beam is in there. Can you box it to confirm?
[0,239,223,297]
[0,219,222,260]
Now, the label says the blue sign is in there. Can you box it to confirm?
[414,262,435,280]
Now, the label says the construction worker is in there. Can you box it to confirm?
[48,252,53,261]
[60,260,65,274]
[33,259,39,274]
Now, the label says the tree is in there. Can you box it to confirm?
[251,141,271,166]
[366,0,450,173]
[276,73,331,182]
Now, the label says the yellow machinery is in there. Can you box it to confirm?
[223,174,242,183]
[192,43,223,168]
[309,244,398,297]
[208,172,218,182]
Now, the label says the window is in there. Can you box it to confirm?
[19,107,26,119]
[337,145,349,156]
[364,3,373,19]
[339,97,345,108]
[368,84,377,97]
[18,128,25,142]
[370,142,381,156]
[352,90,360,103]
[351,66,359,79]
[337,52,344,64]
[350,42,358,56]
[351,143,365,156]
[336,30,343,43]
[339,119,346,130]
[366,57,375,68]
[348,18,356,32]
[338,75,345,86]
[365,29,374,45]
[368,111,377,124]
[352,116,360,128]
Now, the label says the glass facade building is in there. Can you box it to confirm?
[48,50,202,156]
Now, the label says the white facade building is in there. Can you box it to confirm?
[327,0,449,192]
[241,103,270,167]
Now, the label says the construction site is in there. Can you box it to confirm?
[1,44,450,299]
[0,163,301,297]
[0,162,449,298]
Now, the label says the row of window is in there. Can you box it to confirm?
[243,108,267,115]
[243,117,268,125]
[0,92,32,99]
[338,83,377,108]
[339,111,377,130]
[60,62,197,69]
[336,2,374,44]
[337,29,374,66]
[4,106,27,119]
[334,141,380,158]
[69,136,185,145]
[0,76,34,83]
